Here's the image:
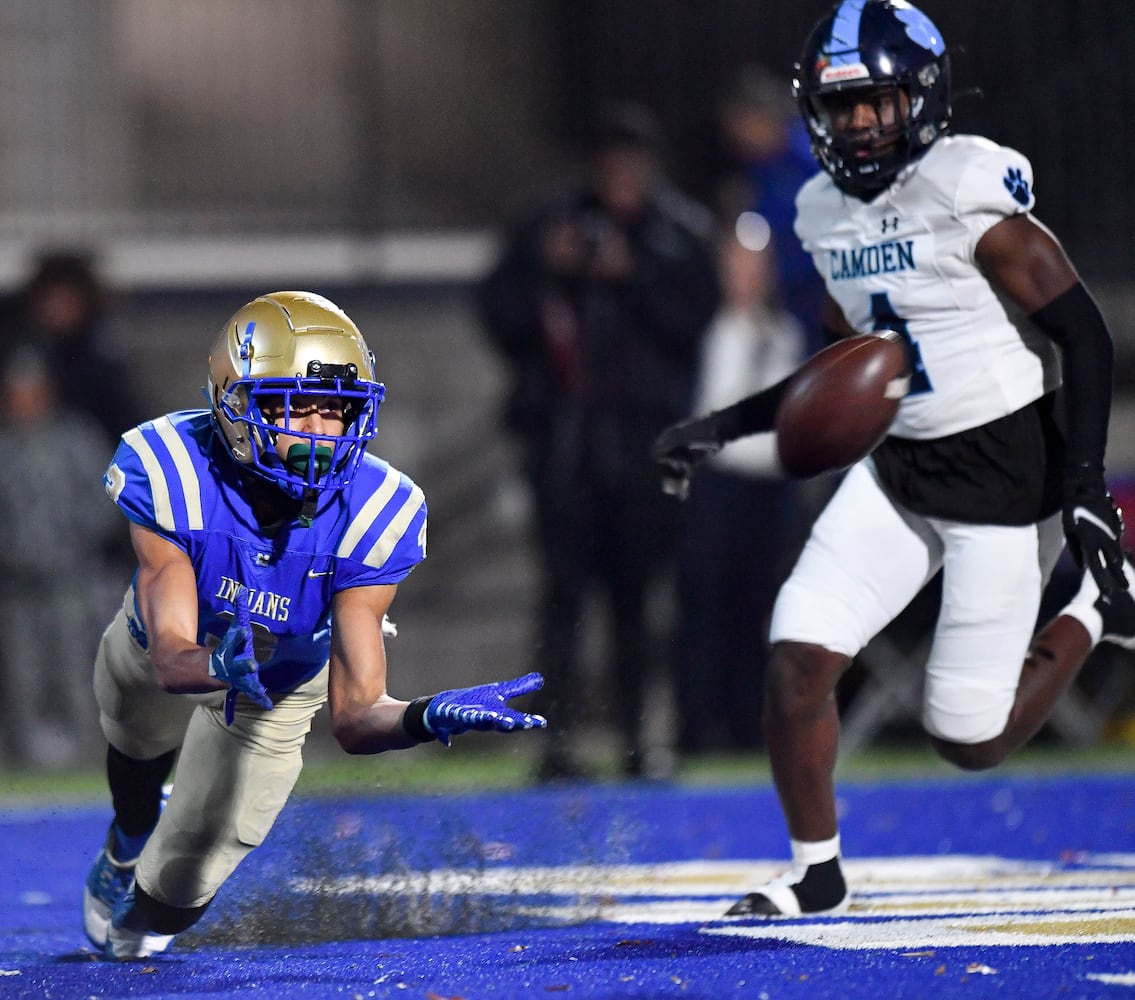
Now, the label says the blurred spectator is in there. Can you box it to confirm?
[7,251,144,443]
[716,65,825,352]
[674,219,808,754]
[0,347,119,768]
[478,101,720,780]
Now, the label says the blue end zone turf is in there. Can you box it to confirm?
[2,773,1135,997]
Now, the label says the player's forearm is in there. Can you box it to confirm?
[1028,281,1113,473]
[327,584,414,752]
[330,693,422,754]
[149,638,229,696]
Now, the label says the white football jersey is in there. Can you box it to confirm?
[794,134,1060,439]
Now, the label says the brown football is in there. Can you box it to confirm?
[775,331,909,478]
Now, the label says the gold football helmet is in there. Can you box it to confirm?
[207,291,385,496]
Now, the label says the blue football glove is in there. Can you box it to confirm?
[423,672,547,747]
[209,587,274,724]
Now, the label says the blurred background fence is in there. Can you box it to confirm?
[1,0,1134,764]
[0,1,1132,273]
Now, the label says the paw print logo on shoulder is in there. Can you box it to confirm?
[1003,166,1031,206]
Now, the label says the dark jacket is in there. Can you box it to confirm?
[478,186,721,443]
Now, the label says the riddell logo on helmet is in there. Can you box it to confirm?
[820,63,871,84]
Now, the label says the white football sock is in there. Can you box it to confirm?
[790,833,841,870]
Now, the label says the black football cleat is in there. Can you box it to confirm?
[1097,562,1135,649]
[1065,559,1135,650]
[725,857,849,917]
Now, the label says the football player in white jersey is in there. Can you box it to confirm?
[653,0,1135,916]
[83,292,546,959]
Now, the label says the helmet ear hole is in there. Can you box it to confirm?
[918,63,940,88]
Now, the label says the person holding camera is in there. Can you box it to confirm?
[478,101,720,780]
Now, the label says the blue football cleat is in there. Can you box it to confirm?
[83,827,139,949]
[104,888,174,961]
[84,784,173,953]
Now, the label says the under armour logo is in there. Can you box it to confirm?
[1003,166,1030,205]
[881,216,900,234]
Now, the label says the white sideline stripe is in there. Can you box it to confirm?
[704,912,1135,949]
[292,869,1135,902]
[291,854,1135,898]
[289,855,1135,949]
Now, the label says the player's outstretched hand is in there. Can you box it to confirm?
[650,415,722,500]
[209,588,274,724]
[424,672,547,747]
[1063,466,1129,597]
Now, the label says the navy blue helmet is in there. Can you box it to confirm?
[794,0,952,198]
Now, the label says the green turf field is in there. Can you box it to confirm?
[1,738,1130,806]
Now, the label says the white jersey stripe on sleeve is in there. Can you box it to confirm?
[153,416,205,531]
[336,464,401,559]
[122,426,176,532]
[363,484,425,569]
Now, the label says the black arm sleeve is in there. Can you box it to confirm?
[709,329,849,443]
[1028,281,1114,472]
[713,375,794,442]
[709,329,844,442]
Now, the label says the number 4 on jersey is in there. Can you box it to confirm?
[870,292,932,395]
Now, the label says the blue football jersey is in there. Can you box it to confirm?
[102,410,427,693]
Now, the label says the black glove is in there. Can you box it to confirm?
[650,415,722,500]
[1063,466,1129,597]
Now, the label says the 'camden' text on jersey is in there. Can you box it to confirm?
[829,239,915,281]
